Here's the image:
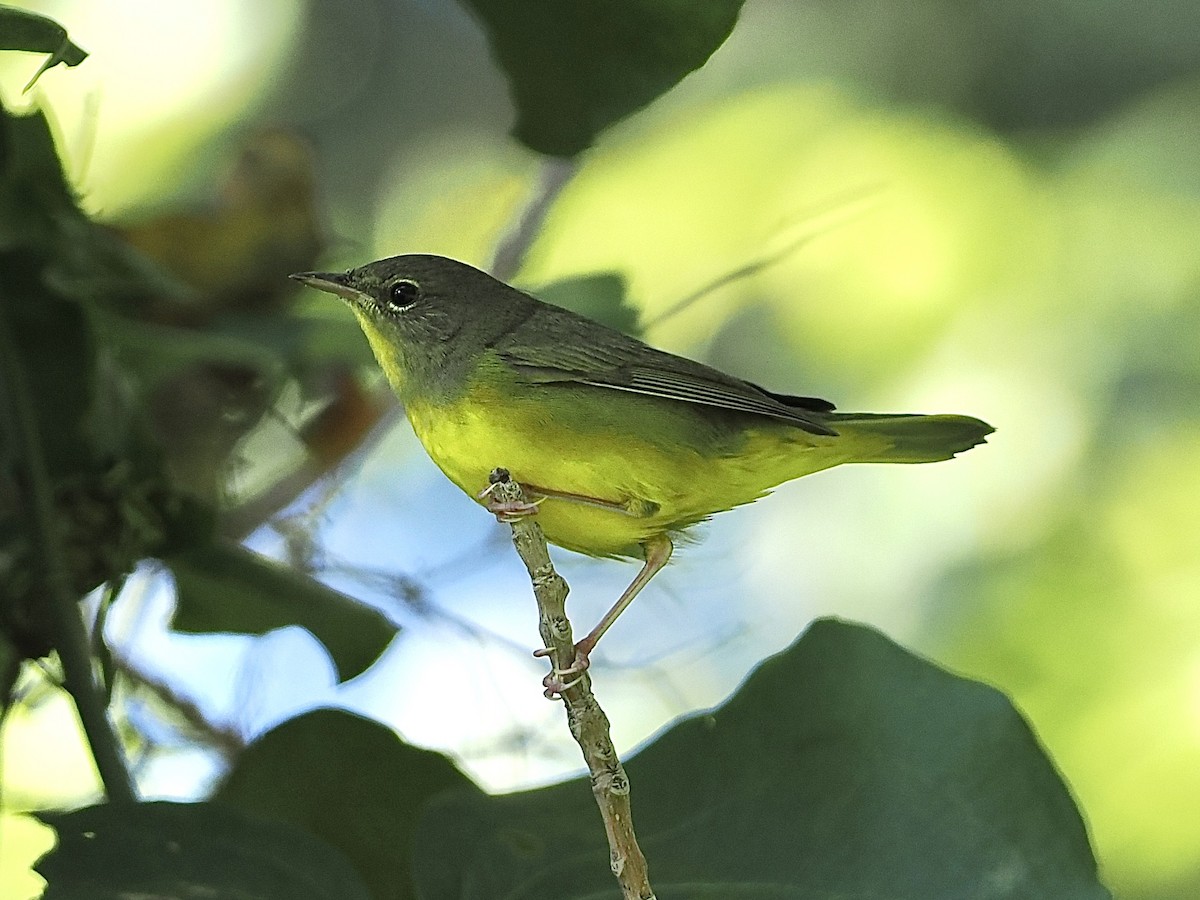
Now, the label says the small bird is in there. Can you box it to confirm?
[292,255,992,690]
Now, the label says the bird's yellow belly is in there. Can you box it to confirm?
[404,380,785,559]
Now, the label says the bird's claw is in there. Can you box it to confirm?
[477,482,544,522]
[534,645,591,699]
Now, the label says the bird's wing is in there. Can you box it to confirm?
[494,306,838,436]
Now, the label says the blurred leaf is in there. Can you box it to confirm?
[461,0,744,156]
[35,800,369,900]
[216,709,479,900]
[531,272,640,335]
[0,264,97,476]
[0,630,17,714]
[968,2,1200,132]
[0,6,88,91]
[0,102,199,321]
[209,304,375,370]
[415,619,1110,900]
[0,103,78,248]
[166,540,397,682]
[96,310,288,397]
[117,129,323,315]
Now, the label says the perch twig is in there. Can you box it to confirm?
[488,467,655,900]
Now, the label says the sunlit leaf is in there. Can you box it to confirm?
[414,619,1110,899]
[461,0,744,156]
[166,541,398,682]
[216,709,479,900]
[35,800,369,899]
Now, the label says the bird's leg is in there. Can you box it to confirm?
[480,480,639,523]
[477,480,543,521]
[537,533,673,695]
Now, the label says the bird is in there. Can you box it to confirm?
[291,254,992,691]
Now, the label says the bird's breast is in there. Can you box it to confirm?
[401,360,833,558]
[402,370,707,557]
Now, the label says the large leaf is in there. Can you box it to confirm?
[166,540,398,682]
[414,618,1110,899]
[35,800,369,900]
[215,708,479,900]
[461,0,744,156]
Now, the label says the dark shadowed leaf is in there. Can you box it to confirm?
[216,708,479,900]
[0,105,79,248]
[414,618,1111,900]
[0,631,18,714]
[532,272,640,335]
[166,540,398,682]
[461,0,744,156]
[0,278,97,476]
[35,800,369,900]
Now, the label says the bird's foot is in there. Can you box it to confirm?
[477,482,544,522]
[534,642,593,699]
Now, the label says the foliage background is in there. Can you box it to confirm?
[1,1,1198,897]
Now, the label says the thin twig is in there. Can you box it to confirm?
[109,648,247,761]
[487,468,655,900]
[641,184,882,333]
[0,309,137,805]
[490,157,579,282]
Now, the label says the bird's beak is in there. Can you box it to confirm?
[289,271,366,304]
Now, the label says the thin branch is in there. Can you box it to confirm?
[0,309,137,805]
[641,184,882,333]
[109,647,247,761]
[490,156,578,282]
[487,468,655,900]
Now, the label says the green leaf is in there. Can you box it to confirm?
[0,6,88,91]
[0,630,18,715]
[166,540,398,682]
[414,619,1111,899]
[35,800,369,900]
[531,272,641,335]
[461,0,744,156]
[215,709,480,900]
[0,104,80,248]
[0,271,97,476]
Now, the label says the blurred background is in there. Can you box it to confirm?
[2,1,1199,897]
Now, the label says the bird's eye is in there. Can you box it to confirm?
[387,279,421,312]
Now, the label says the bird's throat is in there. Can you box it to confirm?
[355,312,413,399]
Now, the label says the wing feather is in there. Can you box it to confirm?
[496,306,837,436]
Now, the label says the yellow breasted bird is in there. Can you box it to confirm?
[292,255,992,686]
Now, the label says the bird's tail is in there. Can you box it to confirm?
[826,413,994,463]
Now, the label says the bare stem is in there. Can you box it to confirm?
[489,156,578,282]
[487,468,655,900]
[0,309,137,805]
